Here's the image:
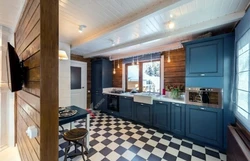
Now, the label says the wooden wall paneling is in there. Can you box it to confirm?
[112,60,122,87]
[17,90,40,112]
[16,3,40,48]
[17,20,40,54]
[21,36,40,60]
[39,0,59,160]
[71,54,92,108]
[163,48,186,87]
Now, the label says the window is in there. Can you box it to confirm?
[235,29,250,131]
[126,61,160,93]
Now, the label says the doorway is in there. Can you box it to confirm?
[70,60,87,109]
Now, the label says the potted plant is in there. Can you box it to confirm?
[170,88,181,99]
[165,84,185,99]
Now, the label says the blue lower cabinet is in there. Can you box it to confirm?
[186,105,223,147]
[101,94,108,112]
[92,92,104,110]
[119,96,133,119]
[171,103,185,136]
[134,102,152,126]
[153,101,171,131]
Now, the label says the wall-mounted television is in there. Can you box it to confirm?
[6,42,24,92]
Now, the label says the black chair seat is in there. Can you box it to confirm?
[63,128,88,141]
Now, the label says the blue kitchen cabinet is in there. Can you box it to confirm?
[186,105,222,147]
[171,103,185,136]
[153,101,171,131]
[119,96,133,119]
[134,102,152,126]
[91,58,112,108]
[184,38,223,77]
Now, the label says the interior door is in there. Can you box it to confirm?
[71,60,87,109]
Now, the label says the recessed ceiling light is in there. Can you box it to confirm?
[167,21,175,29]
[170,14,173,18]
[78,25,86,33]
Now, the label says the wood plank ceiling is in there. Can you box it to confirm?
[59,0,250,59]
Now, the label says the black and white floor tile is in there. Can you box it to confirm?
[59,111,226,161]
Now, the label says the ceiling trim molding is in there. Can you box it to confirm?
[71,0,192,48]
[83,11,245,58]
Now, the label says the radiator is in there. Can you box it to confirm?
[227,126,250,161]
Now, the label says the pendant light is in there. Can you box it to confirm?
[113,60,116,74]
[132,57,135,66]
[167,50,171,63]
[117,59,120,68]
[136,56,139,65]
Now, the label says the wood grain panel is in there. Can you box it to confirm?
[21,36,40,60]
[27,67,40,82]
[112,60,122,87]
[17,111,40,159]
[17,90,40,112]
[39,0,59,160]
[17,96,40,126]
[163,48,185,88]
[16,3,40,48]
[17,114,39,161]
[71,54,92,108]
[23,81,40,97]
[17,20,40,54]
[24,51,40,69]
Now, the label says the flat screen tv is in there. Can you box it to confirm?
[6,42,24,92]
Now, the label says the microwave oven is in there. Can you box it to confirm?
[185,87,223,108]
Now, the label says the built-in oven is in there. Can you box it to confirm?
[108,95,119,112]
[185,87,223,108]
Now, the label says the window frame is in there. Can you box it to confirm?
[125,60,161,93]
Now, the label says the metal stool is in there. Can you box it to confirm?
[63,128,88,161]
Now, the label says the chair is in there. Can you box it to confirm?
[63,128,88,161]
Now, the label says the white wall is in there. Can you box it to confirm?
[59,42,71,107]
[0,25,15,151]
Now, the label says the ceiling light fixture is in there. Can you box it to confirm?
[167,21,175,29]
[113,60,116,74]
[170,14,173,18]
[78,25,86,33]
[59,50,68,60]
[167,51,171,63]
[117,59,120,68]
[132,57,135,66]
[136,57,139,65]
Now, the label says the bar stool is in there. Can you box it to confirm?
[63,128,88,161]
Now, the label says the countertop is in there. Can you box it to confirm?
[102,91,185,104]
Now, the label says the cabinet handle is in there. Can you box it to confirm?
[200,107,205,110]
[159,102,163,104]
[200,74,205,76]
[141,104,144,106]
[124,97,127,98]
[175,104,180,106]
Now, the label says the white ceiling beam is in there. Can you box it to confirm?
[109,42,183,61]
[71,0,192,48]
[83,11,245,58]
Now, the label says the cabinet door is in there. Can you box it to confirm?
[134,103,152,126]
[100,94,108,112]
[186,39,223,77]
[171,103,185,136]
[91,61,102,91]
[119,96,133,119]
[153,101,170,131]
[93,92,103,110]
[186,105,222,147]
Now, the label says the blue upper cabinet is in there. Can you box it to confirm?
[153,101,171,131]
[186,105,222,147]
[119,96,133,120]
[185,38,223,77]
[171,103,185,136]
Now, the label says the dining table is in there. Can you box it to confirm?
[59,105,90,151]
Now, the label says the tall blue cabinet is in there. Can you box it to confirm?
[183,33,235,149]
[91,58,113,110]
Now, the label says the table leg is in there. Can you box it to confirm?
[70,122,73,130]
[85,114,90,151]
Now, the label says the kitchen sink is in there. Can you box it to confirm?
[133,94,153,104]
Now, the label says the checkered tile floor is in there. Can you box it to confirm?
[59,111,226,161]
